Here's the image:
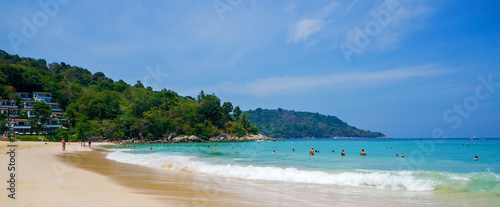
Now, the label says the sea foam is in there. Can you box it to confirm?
[107,150,438,191]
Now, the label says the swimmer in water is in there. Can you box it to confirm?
[341,149,345,156]
[309,148,314,156]
[474,155,478,161]
[292,148,295,152]
[360,149,367,156]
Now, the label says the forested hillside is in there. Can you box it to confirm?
[0,50,258,140]
[246,108,385,138]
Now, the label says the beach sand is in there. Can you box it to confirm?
[0,141,167,207]
[0,141,342,207]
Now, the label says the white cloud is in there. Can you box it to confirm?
[288,1,338,44]
[289,19,324,43]
[183,65,450,97]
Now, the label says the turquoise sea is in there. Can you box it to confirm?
[104,138,500,206]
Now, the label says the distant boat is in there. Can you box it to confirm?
[470,136,478,140]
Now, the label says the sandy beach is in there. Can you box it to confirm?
[0,141,342,207]
[0,141,167,207]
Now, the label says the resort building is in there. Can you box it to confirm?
[2,92,65,135]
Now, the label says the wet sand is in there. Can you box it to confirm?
[59,147,343,206]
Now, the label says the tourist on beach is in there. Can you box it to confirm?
[89,140,92,148]
[360,149,367,156]
[68,140,70,146]
[341,149,345,156]
[474,155,478,161]
[310,148,314,156]
[62,138,66,151]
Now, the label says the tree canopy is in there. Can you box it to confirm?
[0,50,259,140]
[246,108,385,138]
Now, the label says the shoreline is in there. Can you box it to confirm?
[0,140,342,206]
[60,145,348,206]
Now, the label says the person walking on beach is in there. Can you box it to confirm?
[341,149,345,156]
[310,148,314,156]
[360,149,367,156]
[88,140,92,148]
[62,138,66,151]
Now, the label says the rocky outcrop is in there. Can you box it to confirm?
[118,133,277,145]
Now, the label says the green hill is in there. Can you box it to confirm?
[246,108,385,138]
[0,50,258,140]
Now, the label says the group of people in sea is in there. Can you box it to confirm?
[306,148,364,156]
[115,142,480,161]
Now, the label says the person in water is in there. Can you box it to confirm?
[272,150,275,153]
[474,155,478,161]
[150,145,153,150]
[360,149,367,156]
[396,154,399,157]
[332,150,334,152]
[292,148,295,152]
[310,148,314,155]
[341,149,345,156]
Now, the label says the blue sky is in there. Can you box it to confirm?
[1,0,499,138]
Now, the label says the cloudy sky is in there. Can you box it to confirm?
[1,0,499,138]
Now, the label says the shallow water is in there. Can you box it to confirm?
[105,138,500,206]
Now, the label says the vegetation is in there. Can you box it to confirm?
[246,108,385,138]
[0,50,258,141]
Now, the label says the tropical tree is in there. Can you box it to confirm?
[33,102,52,133]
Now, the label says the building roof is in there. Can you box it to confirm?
[0,107,20,110]
[21,100,38,103]
[52,112,64,114]
[47,103,59,105]
[14,119,29,122]
[15,92,30,94]
[33,91,52,94]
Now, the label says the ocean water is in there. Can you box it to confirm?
[104,138,500,205]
